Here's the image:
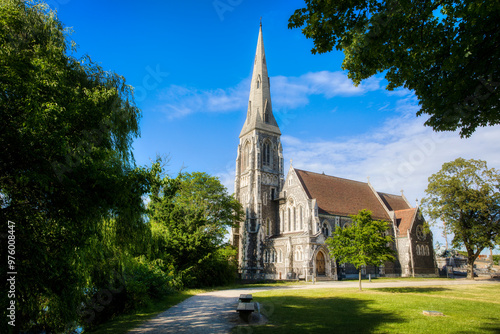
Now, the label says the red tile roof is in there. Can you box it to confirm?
[294,169,392,221]
[394,208,417,237]
[378,192,411,211]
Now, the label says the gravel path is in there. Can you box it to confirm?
[128,278,499,334]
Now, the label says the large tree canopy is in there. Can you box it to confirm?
[421,158,500,279]
[0,0,146,331]
[326,209,395,290]
[148,171,243,287]
[289,0,500,137]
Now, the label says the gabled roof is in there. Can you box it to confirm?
[378,192,411,211]
[394,208,417,237]
[294,169,394,221]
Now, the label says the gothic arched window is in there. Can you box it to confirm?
[263,141,271,166]
[299,206,303,230]
[322,222,329,237]
[242,142,250,171]
[293,207,297,231]
[288,208,291,232]
[280,211,284,233]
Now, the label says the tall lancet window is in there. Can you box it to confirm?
[263,141,270,166]
[264,101,270,123]
[242,142,250,171]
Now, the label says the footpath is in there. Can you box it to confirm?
[128,278,499,334]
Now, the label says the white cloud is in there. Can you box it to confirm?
[281,96,500,245]
[156,80,250,118]
[216,89,500,246]
[272,71,381,109]
[156,71,382,118]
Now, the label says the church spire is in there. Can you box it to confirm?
[240,23,281,138]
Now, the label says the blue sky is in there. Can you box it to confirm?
[53,0,500,251]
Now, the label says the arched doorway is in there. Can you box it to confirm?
[316,251,325,276]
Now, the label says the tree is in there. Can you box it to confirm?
[0,1,146,331]
[421,158,500,279]
[288,0,499,137]
[148,172,243,287]
[325,209,395,290]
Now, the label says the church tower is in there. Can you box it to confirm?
[232,23,284,279]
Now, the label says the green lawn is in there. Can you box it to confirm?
[241,284,500,333]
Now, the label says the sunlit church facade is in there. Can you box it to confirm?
[230,25,437,281]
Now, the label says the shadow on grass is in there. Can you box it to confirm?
[372,287,450,294]
[454,317,500,334]
[251,295,403,334]
[478,318,500,334]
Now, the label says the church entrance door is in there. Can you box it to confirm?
[316,252,325,276]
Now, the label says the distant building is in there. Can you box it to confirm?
[231,24,437,280]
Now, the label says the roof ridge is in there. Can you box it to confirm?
[294,168,368,186]
[395,208,416,213]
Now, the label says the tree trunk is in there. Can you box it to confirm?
[467,258,475,280]
[466,249,477,280]
[359,270,362,291]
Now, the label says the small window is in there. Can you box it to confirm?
[242,143,250,171]
[322,222,329,236]
[293,207,297,231]
[299,206,304,231]
[280,211,284,232]
[288,208,291,231]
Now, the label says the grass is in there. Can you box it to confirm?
[240,284,500,333]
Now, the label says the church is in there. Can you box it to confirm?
[230,24,437,281]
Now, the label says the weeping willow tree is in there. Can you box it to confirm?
[0,1,150,331]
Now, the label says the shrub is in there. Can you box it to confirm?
[123,256,175,311]
[187,246,238,288]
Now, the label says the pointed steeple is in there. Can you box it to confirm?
[240,23,281,138]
